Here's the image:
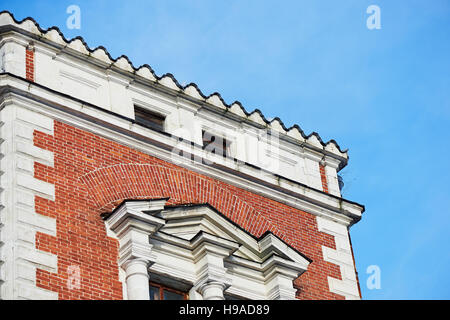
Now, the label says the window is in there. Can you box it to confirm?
[134,106,166,132]
[149,282,188,300]
[224,294,245,300]
[202,130,231,158]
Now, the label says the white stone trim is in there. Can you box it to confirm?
[316,216,360,300]
[105,200,310,300]
[0,103,57,299]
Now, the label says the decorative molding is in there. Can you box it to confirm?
[105,199,167,300]
[105,200,311,300]
[0,85,363,226]
[0,10,350,161]
[59,69,101,90]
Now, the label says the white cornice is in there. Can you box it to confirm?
[0,18,350,162]
[0,76,364,226]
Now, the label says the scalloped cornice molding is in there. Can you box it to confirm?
[0,10,348,160]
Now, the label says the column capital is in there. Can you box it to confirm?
[262,255,305,300]
[191,231,238,299]
[117,227,156,267]
[121,257,152,275]
[197,281,227,300]
[105,199,167,267]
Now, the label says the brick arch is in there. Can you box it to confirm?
[78,163,286,242]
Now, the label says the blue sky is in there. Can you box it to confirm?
[2,0,449,299]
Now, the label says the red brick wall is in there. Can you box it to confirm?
[25,46,34,82]
[33,120,345,300]
[319,164,329,193]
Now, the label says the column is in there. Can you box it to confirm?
[123,258,151,300]
[198,282,226,300]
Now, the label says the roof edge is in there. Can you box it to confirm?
[0,10,350,161]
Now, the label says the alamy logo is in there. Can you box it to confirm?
[66,5,81,30]
[67,265,81,290]
[169,125,281,173]
[366,265,381,289]
[366,5,381,30]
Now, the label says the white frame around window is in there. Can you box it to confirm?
[105,199,311,300]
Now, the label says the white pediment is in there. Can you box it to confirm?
[105,199,312,300]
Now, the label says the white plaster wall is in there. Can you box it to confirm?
[325,165,341,197]
[304,157,323,190]
[1,41,25,78]
[108,74,134,119]
[34,46,59,89]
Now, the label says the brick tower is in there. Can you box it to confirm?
[0,11,364,300]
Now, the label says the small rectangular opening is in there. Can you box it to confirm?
[202,130,231,158]
[134,106,166,132]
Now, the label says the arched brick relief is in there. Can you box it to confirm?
[78,163,279,242]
